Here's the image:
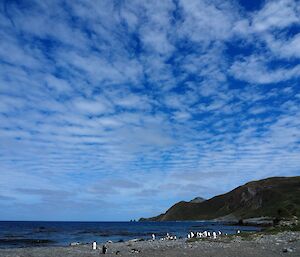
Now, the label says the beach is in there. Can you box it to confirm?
[0,231,298,257]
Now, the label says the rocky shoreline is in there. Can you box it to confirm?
[0,231,299,257]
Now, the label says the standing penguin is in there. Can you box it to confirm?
[152,234,155,241]
[92,241,97,250]
[212,232,217,239]
[102,244,107,254]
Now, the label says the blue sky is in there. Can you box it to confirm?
[0,0,299,221]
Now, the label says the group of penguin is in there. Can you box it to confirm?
[187,230,222,239]
[187,229,241,239]
[91,229,242,253]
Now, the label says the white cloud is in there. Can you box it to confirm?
[73,96,113,115]
[45,75,72,94]
[230,55,300,84]
[178,0,236,43]
[251,0,299,32]
[265,33,300,59]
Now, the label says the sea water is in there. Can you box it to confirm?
[0,221,260,248]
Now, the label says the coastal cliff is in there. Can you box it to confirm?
[140,176,300,222]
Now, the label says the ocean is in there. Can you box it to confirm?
[0,221,260,248]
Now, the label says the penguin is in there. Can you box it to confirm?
[212,232,217,239]
[102,244,107,254]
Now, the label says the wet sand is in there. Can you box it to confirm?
[0,231,299,257]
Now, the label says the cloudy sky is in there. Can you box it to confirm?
[0,0,299,221]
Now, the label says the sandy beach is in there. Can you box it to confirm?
[0,231,299,257]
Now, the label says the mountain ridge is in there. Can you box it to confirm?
[139,176,300,222]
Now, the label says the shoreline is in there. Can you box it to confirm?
[0,220,264,249]
[0,231,299,257]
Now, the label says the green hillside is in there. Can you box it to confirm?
[140,176,300,221]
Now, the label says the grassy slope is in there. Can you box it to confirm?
[142,176,300,221]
